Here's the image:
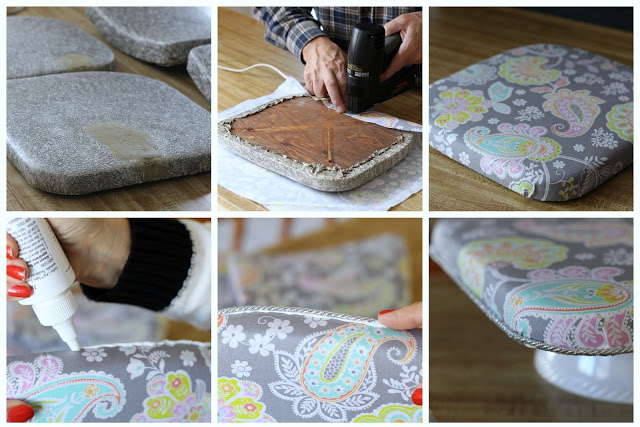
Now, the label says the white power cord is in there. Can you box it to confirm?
[218,63,288,81]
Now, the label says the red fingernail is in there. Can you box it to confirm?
[7,265,25,281]
[7,245,14,260]
[8,285,31,298]
[411,387,422,406]
[378,309,396,316]
[8,404,35,422]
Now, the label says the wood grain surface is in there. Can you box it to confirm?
[429,7,633,211]
[7,7,211,212]
[429,265,632,422]
[218,7,422,211]
[230,97,402,168]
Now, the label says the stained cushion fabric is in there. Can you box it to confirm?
[429,44,633,201]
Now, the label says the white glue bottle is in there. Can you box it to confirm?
[7,218,81,351]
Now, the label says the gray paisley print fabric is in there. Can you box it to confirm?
[218,307,423,422]
[429,44,633,201]
[7,341,212,422]
[431,218,633,354]
[221,234,411,318]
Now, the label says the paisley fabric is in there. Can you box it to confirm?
[220,234,411,318]
[431,218,633,353]
[430,44,633,201]
[217,307,423,422]
[607,102,633,142]
[7,341,211,422]
[465,123,561,178]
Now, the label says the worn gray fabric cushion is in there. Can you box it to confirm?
[7,341,211,422]
[218,307,422,423]
[7,72,211,195]
[430,218,633,355]
[222,234,411,317]
[8,16,115,79]
[429,44,633,201]
[86,7,211,66]
[187,44,211,103]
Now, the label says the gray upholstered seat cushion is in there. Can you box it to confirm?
[429,44,633,201]
[221,234,411,317]
[431,218,633,355]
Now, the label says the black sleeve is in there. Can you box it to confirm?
[80,219,194,311]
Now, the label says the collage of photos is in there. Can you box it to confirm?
[2,4,635,426]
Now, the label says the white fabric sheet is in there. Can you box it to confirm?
[217,77,422,211]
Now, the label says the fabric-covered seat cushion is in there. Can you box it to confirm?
[218,306,423,423]
[6,340,211,422]
[429,44,633,201]
[221,234,411,317]
[430,218,633,355]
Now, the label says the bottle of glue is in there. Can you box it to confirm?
[7,218,81,351]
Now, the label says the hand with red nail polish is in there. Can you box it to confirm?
[7,400,34,422]
[378,301,423,405]
[6,219,131,301]
[378,301,422,330]
[6,234,32,301]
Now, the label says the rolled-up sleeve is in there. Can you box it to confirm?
[254,7,326,62]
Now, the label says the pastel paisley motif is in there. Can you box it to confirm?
[449,64,497,86]
[458,237,567,297]
[218,377,275,423]
[509,44,568,59]
[354,111,400,128]
[487,82,513,114]
[606,102,633,142]
[352,404,423,423]
[505,280,632,349]
[514,219,633,247]
[7,355,126,422]
[542,89,604,137]
[131,371,210,422]
[433,87,488,130]
[465,123,561,179]
[499,56,561,85]
[269,324,416,422]
[300,324,414,402]
[510,180,535,197]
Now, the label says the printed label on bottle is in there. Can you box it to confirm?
[7,218,75,303]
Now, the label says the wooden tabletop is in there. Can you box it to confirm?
[429,7,633,211]
[7,7,211,212]
[429,265,632,422]
[218,7,422,211]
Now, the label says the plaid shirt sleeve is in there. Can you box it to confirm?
[254,7,327,62]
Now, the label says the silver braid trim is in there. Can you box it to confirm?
[218,305,381,325]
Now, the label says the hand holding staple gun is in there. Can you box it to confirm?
[380,12,422,81]
[302,12,422,114]
[255,7,422,112]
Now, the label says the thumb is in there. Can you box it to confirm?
[7,400,34,423]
